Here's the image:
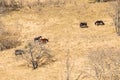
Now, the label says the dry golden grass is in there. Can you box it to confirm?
[0,0,119,80]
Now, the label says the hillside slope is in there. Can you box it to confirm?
[0,1,120,80]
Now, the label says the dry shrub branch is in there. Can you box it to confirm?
[87,48,120,80]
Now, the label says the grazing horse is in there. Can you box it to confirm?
[80,22,88,28]
[34,36,42,42]
[15,49,25,56]
[39,38,49,44]
[95,20,105,26]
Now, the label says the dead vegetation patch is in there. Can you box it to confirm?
[0,36,21,51]
[0,21,21,51]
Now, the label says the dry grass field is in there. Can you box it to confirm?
[0,0,120,80]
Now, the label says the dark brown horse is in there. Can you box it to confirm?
[80,22,88,28]
[39,38,49,44]
[95,20,105,26]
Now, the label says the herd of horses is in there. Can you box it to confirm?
[14,20,105,69]
[80,20,105,28]
[15,20,104,56]
[15,36,49,56]
[15,36,49,69]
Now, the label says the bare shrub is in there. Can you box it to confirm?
[115,0,120,35]
[64,49,89,80]
[110,0,120,36]
[108,0,120,35]
[0,0,23,10]
[0,21,5,34]
[21,41,55,69]
[0,0,79,14]
[0,21,21,51]
[0,36,21,51]
[87,48,120,80]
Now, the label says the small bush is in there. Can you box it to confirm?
[87,48,120,80]
[0,36,21,51]
[0,22,21,51]
[21,41,55,69]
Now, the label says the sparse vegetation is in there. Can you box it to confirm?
[109,0,120,35]
[0,22,21,51]
[19,40,55,69]
[65,49,89,80]
[87,48,120,80]
[0,37,21,50]
[0,0,119,80]
[115,0,120,35]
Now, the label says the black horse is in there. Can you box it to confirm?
[95,20,105,26]
[34,36,42,42]
[80,22,88,28]
[15,49,25,56]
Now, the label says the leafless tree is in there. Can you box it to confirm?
[27,43,38,69]
[18,40,55,69]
